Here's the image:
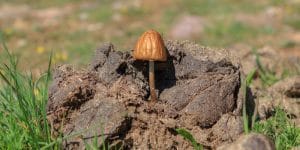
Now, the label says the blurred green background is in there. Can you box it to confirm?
[0,0,299,73]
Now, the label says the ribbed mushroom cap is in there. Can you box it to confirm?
[133,29,167,61]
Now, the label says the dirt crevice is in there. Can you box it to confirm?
[47,40,247,149]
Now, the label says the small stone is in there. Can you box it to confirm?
[169,15,205,40]
[284,77,300,98]
[217,133,275,150]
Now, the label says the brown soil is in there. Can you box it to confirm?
[47,40,248,149]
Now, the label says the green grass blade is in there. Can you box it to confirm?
[176,128,203,150]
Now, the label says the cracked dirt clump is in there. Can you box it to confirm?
[47,40,246,149]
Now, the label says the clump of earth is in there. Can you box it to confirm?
[47,40,250,149]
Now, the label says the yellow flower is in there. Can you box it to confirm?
[120,6,129,14]
[61,52,68,61]
[34,88,40,96]
[54,51,68,61]
[35,46,45,54]
[4,28,13,35]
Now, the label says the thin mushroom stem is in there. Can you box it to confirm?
[149,60,157,102]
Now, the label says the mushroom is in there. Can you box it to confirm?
[133,29,167,102]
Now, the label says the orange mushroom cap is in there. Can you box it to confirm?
[133,29,167,61]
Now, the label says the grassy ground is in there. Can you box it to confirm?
[1,0,300,149]
[253,108,300,150]
[0,0,300,71]
[0,44,55,149]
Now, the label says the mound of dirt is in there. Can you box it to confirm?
[47,40,248,149]
[257,76,300,125]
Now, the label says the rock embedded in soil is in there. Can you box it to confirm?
[217,133,275,150]
[47,40,247,149]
